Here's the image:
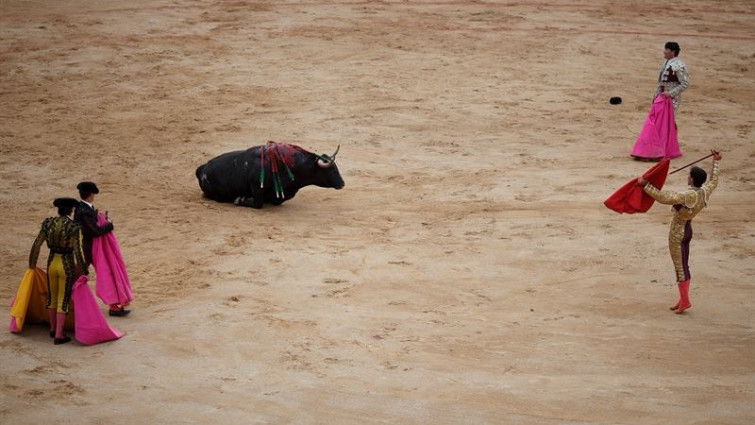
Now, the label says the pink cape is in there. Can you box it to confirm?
[71,275,122,345]
[630,95,682,160]
[604,159,670,214]
[92,213,134,307]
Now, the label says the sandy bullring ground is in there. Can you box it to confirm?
[1,1,754,424]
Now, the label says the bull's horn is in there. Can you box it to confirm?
[317,145,340,168]
[317,156,333,168]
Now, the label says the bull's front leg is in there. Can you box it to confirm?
[233,196,261,208]
[234,185,264,208]
[269,187,299,205]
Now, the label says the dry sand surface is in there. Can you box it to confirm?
[1,1,754,423]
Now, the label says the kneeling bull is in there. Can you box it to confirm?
[196,141,344,208]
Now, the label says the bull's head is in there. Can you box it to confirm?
[317,145,340,168]
[314,145,344,190]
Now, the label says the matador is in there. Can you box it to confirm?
[655,41,690,114]
[638,150,721,314]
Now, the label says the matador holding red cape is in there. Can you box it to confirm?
[637,149,722,314]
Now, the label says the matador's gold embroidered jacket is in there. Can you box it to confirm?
[29,216,86,272]
[643,160,720,281]
[29,216,87,312]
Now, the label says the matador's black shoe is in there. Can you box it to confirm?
[109,308,131,317]
[54,336,71,345]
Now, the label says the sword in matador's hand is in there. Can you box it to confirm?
[668,151,718,175]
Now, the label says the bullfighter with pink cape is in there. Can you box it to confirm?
[92,213,134,312]
[631,95,682,161]
[9,268,121,345]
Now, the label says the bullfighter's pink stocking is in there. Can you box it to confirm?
[674,280,692,314]
[47,308,56,336]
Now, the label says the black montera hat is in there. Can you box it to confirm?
[53,197,80,209]
[609,97,622,105]
[77,181,99,194]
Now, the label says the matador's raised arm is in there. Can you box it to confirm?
[701,160,720,200]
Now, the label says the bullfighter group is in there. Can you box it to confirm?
[8,41,723,347]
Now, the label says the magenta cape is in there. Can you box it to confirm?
[71,275,122,345]
[9,270,121,345]
[92,213,134,306]
[604,159,670,214]
[630,96,682,160]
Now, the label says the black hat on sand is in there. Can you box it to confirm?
[77,181,100,194]
[609,97,622,105]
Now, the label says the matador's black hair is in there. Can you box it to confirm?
[665,42,681,56]
[690,166,707,188]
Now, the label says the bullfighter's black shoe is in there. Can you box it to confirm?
[109,308,131,317]
[54,336,71,345]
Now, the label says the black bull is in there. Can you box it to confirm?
[196,143,344,208]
